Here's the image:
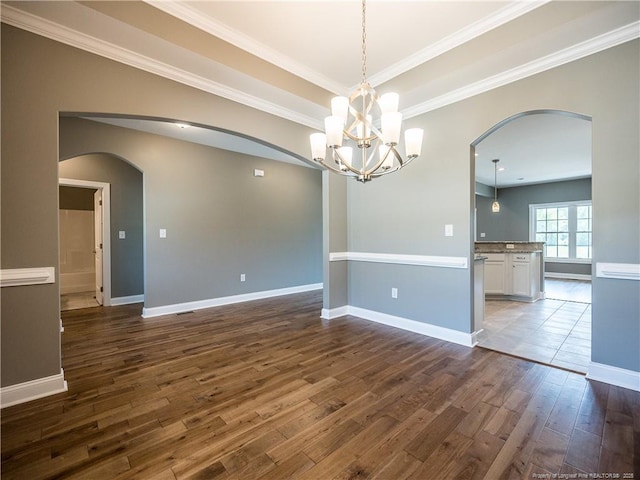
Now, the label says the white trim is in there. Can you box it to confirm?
[59,178,112,306]
[367,1,549,88]
[544,258,592,265]
[3,4,637,129]
[321,306,350,320]
[320,305,477,348]
[545,272,591,281]
[595,263,640,281]
[587,362,640,392]
[111,294,145,306]
[330,252,468,269]
[1,370,68,408]
[147,0,548,96]
[0,267,55,287]
[0,4,321,130]
[142,283,322,318]
[404,22,640,118]
[145,0,345,95]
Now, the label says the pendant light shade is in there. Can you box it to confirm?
[492,159,500,213]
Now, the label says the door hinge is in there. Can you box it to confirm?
[100,243,103,249]
[99,200,103,206]
[100,286,103,292]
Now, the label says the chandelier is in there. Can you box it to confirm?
[309,0,423,183]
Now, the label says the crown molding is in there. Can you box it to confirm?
[367,0,550,89]
[3,4,637,129]
[403,21,640,119]
[145,0,346,95]
[0,4,322,130]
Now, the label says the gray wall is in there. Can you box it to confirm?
[59,153,144,298]
[476,178,592,241]
[345,41,639,372]
[476,178,592,277]
[1,22,638,391]
[1,25,320,388]
[59,186,95,211]
[59,118,322,309]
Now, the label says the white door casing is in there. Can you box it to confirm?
[93,188,103,305]
[59,178,111,307]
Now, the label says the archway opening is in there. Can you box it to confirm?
[471,110,593,373]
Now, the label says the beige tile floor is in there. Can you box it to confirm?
[61,291,100,311]
[478,279,592,374]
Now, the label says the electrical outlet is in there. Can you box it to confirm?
[240,274,246,282]
[159,228,167,238]
[391,287,398,299]
[119,230,126,239]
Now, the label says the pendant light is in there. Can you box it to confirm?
[491,159,500,213]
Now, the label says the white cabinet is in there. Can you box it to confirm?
[483,252,541,301]
[484,254,507,294]
[511,254,533,297]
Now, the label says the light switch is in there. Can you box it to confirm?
[480,232,486,238]
[391,287,398,299]
[240,274,246,282]
[445,224,453,237]
[159,228,167,238]
[119,230,126,239]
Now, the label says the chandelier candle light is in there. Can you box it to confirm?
[309,0,424,182]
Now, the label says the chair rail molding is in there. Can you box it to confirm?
[329,252,468,269]
[595,262,640,281]
[0,267,55,287]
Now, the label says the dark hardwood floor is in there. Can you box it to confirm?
[2,291,638,479]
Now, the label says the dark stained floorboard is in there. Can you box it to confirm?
[2,291,638,479]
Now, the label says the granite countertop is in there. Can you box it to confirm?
[475,241,544,254]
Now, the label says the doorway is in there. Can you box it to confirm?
[59,178,111,309]
[471,110,593,373]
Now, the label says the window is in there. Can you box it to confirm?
[530,201,592,262]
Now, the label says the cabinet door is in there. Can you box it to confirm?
[485,261,506,294]
[512,261,532,296]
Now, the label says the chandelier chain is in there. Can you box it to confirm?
[361,0,367,84]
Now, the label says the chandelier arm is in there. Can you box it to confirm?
[368,145,400,176]
[320,153,352,176]
[363,142,378,170]
[331,147,364,177]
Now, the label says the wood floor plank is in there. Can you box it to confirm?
[2,291,638,479]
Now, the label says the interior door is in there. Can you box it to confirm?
[94,189,104,305]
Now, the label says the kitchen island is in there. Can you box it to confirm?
[475,241,545,302]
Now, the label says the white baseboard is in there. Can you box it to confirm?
[321,306,350,319]
[111,294,145,306]
[545,272,592,281]
[1,369,68,408]
[586,362,640,392]
[321,305,477,348]
[142,283,323,318]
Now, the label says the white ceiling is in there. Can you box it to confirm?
[475,112,592,188]
[3,1,638,183]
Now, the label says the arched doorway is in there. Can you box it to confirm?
[471,110,593,373]
[59,153,144,310]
